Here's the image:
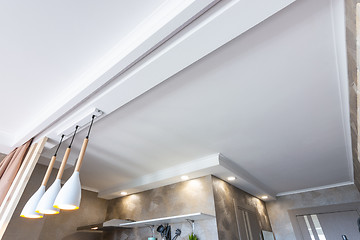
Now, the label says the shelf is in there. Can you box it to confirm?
[118,212,214,228]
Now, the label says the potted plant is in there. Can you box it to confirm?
[188,233,198,240]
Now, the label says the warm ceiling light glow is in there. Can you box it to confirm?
[91,227,99,230]
[53,204,79,210]
[181,175,189,181]
[261,195,268,200]
[120,192,128,196]
[227,176,236,181]
[36,209,59,215]
[20,214,43,219]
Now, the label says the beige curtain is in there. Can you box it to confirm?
[0,139,32,206]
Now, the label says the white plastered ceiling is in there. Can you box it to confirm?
[0,0,168,147]
[0,0,353,199]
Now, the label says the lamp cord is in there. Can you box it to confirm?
[86,115,96,139]
[69,125,79,148]
[53,134,65,157]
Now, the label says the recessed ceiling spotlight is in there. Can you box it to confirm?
[261,195,268,200]
[227,176,236,181]
[120,192,128,196]
[181,175,189,181]
[91,227,99,230]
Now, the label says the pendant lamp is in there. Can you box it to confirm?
[54,115,95,210]
[35,126,79,215]
[20,135,65,218]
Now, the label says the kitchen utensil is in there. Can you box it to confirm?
[172,228,181,240]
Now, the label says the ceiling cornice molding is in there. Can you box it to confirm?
[97,153,276,200]
[329,0,354,183]
[276,181,354,197]
[218,154,276,197]
[98,153,222,199]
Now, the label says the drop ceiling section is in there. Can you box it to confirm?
[39,0,351,198]
[22,0,352,198]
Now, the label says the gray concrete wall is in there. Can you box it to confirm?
[212,176,272,240]
[345,0,360,192]
[266,184,360,240]
[104,175,218,240]
[3,161,108,240]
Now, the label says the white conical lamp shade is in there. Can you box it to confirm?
[53,171,81,210]
[20,186,45,218]
[36,179,61,214]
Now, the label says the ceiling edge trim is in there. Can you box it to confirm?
[97,153,221,199]
[276,181,354,197]
[97,153,277,200]
[218,154,276,197]
[329,0,353,181]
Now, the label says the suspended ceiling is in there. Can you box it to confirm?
[0,0,353,199]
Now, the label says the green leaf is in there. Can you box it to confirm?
[188,233,198,240]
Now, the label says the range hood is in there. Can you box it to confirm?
[77,219,133,231]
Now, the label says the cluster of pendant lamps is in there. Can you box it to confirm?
[20,115,96,218]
